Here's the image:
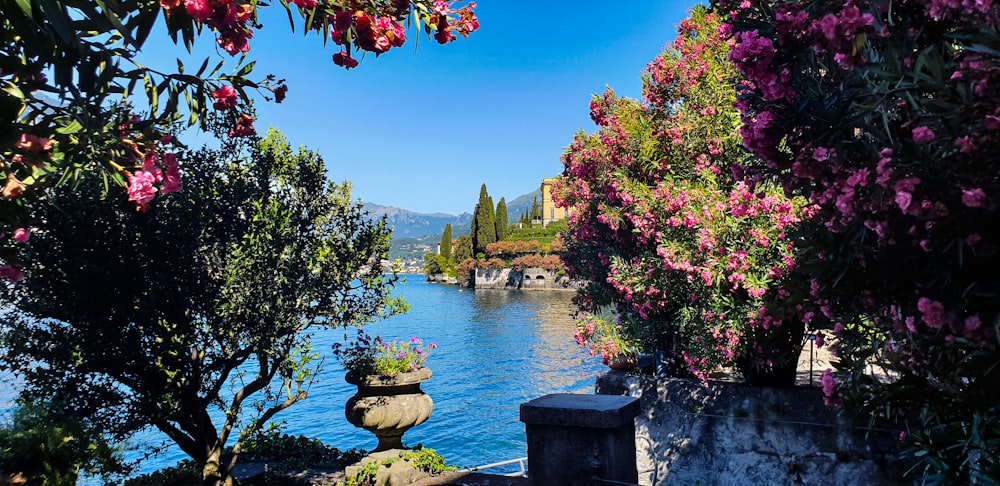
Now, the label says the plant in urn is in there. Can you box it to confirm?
[335,331,436,451]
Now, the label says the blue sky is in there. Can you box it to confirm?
[150,1,698,215]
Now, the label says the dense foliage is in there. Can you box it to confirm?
[0,0,477,281]
[0,402,125,484]
[471,183,496,255]
[495,197,509,241]
[726,0,1000,479]
[555,6,806,383]
[0,123,405,485]
[440,223,453,262]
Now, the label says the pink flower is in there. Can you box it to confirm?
[812,146,833,161]
[333,51,359,70]
[274,84,288,104]
[211,85,239,111]
[184,0,214,22]
[894,190,913,213]
[373,35,392,53]
[228,113,256,138]
[961,187,990,208]
[291,0,318,8]
[0,264,24,283]
[955,136,975,153]
[161,153,182,194]
[128,170,159,208]
[911,126,935,143]
[12,227,30,243]
[821,368,840,406]
[917,297,947,329]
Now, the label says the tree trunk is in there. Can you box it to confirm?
[201,446,235,486]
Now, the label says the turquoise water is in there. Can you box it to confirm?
[76,275,605,476]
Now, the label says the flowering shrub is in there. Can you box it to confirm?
[555,6,806,383]
[334,330,436,377]
[726,0,1000,478]
[480,257,507,270]
[455,258,477,282]
[510,254,543,271]
[574,314,640,365]
[485,240,542,257]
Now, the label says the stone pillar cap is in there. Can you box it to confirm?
[519,393,639,429]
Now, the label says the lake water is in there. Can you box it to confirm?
[40,275,606,478]
[282,276,605,470]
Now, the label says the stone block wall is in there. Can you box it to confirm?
[596,373,910,486]
[474,268,566,290]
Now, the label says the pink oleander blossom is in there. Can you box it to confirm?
[12,227,30,243]
[184,0,213,22]
[821,368,841,406]
[162,153,183,194]
[0,264,23,283]
[961,187,990,208]
[128,170,159,208]
[211,85,239,111]
[911,126,935,143]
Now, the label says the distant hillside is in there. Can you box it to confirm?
[505,188,543,223]
[363,186,547,261]
[361,202,472,238]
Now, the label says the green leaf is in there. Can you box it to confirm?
[2,83,25,100]
[236,60,256,77]
[208,60,226,77]
[92,0,133,45]
[55,120,83,135]
[37,0,78,46]
[144,74,158,113]
[195,57,210,77]
[13,0,32,16]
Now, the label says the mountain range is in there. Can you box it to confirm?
[362,187,543,239]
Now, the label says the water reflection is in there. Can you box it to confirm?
[8,278,606,477]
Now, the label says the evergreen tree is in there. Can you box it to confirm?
[471,202,481,253]
[472,183,497,254]
[440,224,453,263]
[495,197,509,241]
[530,197,541,221]
[453,234,473,263]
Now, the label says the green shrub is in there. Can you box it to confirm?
[0,403,126,485]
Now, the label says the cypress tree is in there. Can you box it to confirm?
[473,184,496,254]
[495,197,509,241]
[440,223,453,263]
[471,201,481,254]
[530,197,541,221]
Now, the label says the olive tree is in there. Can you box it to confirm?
[0,122,405,485]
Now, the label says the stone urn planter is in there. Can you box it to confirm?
[606,354,639,372]
[345,367,434,452]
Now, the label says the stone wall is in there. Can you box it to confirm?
[425,273,458,285]
[595,373,910,486]
[474,267,570,290]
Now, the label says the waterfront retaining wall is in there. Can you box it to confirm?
[595,373,909,486]
[474,267,569,290]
